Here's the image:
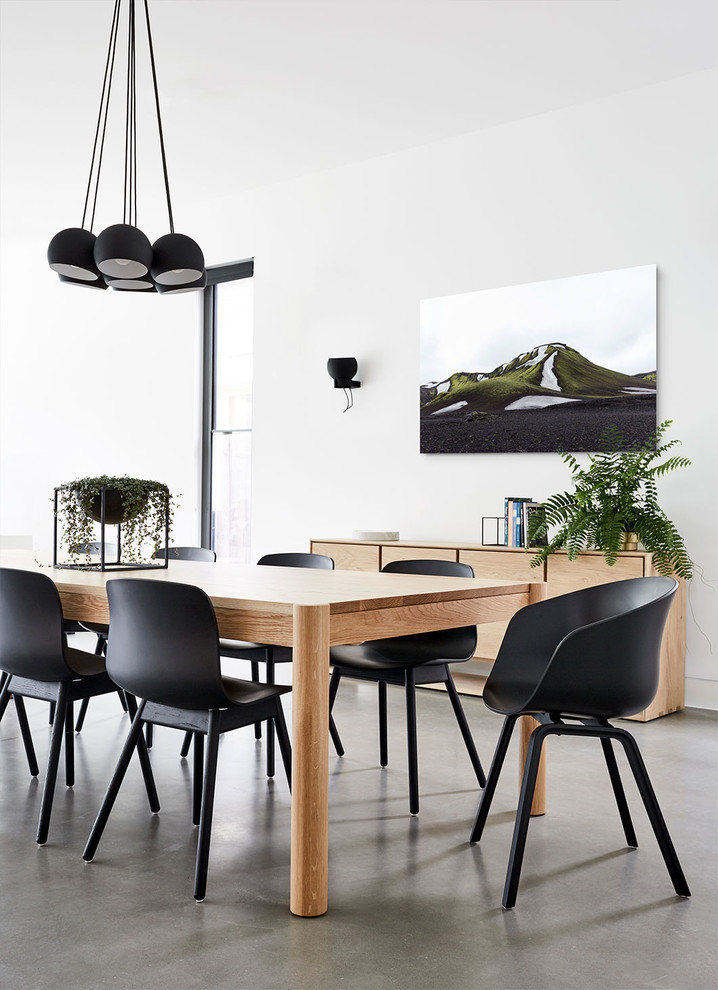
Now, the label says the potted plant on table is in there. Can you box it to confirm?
[54,475,176,569]
[528,420,693,579]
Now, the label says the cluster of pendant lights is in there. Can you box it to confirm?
[47,0,205,294]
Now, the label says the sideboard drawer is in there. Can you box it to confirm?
[459,548,539,581]
[311,541,380,571]
[547,554,644,597]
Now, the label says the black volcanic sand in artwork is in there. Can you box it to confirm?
[420,396,657,453]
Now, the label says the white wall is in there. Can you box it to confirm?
[215,69,718,708]
[1,70,717,707]
[0,249,203,547]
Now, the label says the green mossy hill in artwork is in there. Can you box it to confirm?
[420,343,656,416]
[528,420,693,579]
[57,475,176,564]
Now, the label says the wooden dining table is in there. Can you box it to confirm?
[0,550,546,917]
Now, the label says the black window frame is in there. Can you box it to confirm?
[200,259,254,549]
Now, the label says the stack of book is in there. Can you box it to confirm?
[503,497,547,548]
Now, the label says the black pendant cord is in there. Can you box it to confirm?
[122,0,137,225]
[81,0,121,231]
[130,0,138,226]
[143,0,174,233]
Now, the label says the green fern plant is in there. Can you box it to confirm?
[529,420,693,578]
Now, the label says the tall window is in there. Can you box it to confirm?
[201,261,254,559]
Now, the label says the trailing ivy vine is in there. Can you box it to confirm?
[56,475,176,565]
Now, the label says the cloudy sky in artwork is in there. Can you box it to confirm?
[420,265,656,385]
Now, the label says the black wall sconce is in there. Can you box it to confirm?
[327,357,361,411]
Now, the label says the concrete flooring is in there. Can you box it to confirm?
[1,644,716,990]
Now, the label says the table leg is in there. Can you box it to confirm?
[519,715,547,816]
[290,603,330,917]
[522,581,548,816]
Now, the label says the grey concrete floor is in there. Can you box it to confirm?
[1,645,716,990]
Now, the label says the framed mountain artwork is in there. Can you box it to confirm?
[420,265,656,453]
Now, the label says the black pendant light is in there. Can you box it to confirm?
[48,227,103,282]
[47,0,206,294]
[58,271,108,291]
[155,269,208,294]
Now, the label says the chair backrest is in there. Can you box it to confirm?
[0,568,76,681]
[105,579,228,710]
[153,546,217,562]
[368,558,477,662]
[489,576,678,719]
[258,552,334,569]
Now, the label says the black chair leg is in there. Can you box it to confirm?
[378,680,388,767]
[502,722,550,909]
[600,735,637,847]
[329,714,344,757]
[37,683,69,846]
[180,730,193,759]
[48,701,55,724]
[123,694,160,812]
[64,699,75,787]
[404,669,420,815]
[265,656,276,777]
[328,669,344,756]
[194,710,221,902]
[74,697,90,733]
[251,660,262,740]
[0,671,10,721]
[615,727,691,897]
[0,678,38,776]
[470,714,518,843]
[83,703,151,862]
[445,672,486,787]
[274,701,292,791]
[192,732,205,827]
[145,722,154,749]
[13,695,40,777]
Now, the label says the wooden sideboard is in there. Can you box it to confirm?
[310,538,685,722]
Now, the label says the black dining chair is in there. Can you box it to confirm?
[0,567,157,845]
[329,558,486,815]
[469,576,690,909]
[1,542,124,736]
[82,578,292,902]
[74,545,216,738]
[207,551,342,776]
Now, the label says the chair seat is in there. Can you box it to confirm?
[330,642,450,673]
[66,646,109,678]
[221,675,291,706]
[219,639,293,663]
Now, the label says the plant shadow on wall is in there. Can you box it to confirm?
[528,420,693,579]
[55,476,177,567]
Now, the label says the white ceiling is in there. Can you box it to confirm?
[1,0,717,234]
